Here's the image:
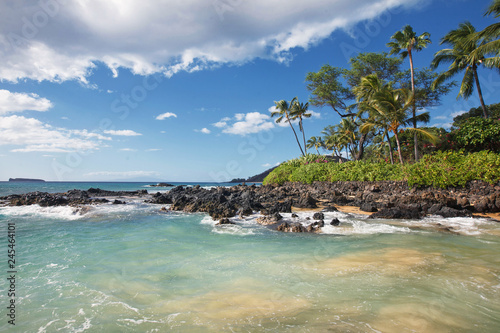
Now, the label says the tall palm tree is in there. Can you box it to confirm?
[387,25,431,162]
[473,0,500,68]
[290,98,312,154]
[431,22,496,118]
[306,136,324,155]
[354,74,395,164]
[271,98,305,156]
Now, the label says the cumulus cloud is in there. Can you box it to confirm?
[156,112,177,120]
[0,115,106,152]
[0,0,424,83]
[0,89,53,114]
[213,121,228,128]
[220,112,274,136]
[195,128,211,134]
[103,129,142,136]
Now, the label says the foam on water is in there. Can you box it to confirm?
[0,204,86,220]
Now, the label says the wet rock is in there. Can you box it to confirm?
[257,213,283,225]
[330,218,340,226]
[112,200,126,205]
[360,203,378,212]
[322,206,338,212]
[369,207,421,220]
[294,193,318,209]
[312,212,324,220]
[216,218,235,225]
[277,222,306,233]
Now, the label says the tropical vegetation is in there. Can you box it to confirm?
[264,0,500,187]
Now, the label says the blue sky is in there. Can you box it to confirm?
[1,0,499,182]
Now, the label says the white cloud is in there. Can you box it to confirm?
[309,110,321,119]
[156,112,178,120]
[0,0,424,83]
[120,148,137,152]
[451,111,467,118]
[84,171,160,178]
[195,128,211,134]
[146,148,162,152]
[213,121,227,128]
[222,112,274,136]
[431,122,453,129]
[0,89,53,115]
[0,115,106,153]
[103,129,142,136]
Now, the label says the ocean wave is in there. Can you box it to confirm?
[0,205,86,220]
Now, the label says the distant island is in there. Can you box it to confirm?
[8,178,45,182]
[228,166,279,183]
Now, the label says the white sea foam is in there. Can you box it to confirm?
[37,319,60,333]
[406,216,500,236]
[0,205,86,220]
[321,220,411,235]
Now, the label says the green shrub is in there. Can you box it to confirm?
[263,151,500,188]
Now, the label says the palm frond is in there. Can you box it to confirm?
[458,67,475,99]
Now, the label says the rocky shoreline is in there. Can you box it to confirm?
[1,181,499,232]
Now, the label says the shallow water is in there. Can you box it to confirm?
[1,183,499,332]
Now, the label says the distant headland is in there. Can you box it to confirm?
[8,178,45,182]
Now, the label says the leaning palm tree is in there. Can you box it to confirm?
[290,97,312,154]
[306,136,324,155]
[387,25,431,162]
[431,22,495,118]
[271,98,305,156]
[473,0,500,68]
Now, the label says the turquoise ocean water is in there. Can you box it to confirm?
[1,182,500,332]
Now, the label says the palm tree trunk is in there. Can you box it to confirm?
[394,131,404,165]
[472,66,489,118]
[300,119,308,154]
[355,133,367,161]
[286,115,305,156]
[385,132,395,164]
[409,49,419,163]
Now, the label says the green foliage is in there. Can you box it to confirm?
[405,150,500,187]
[263,151,500,188]
[454,117,500,152]
[452,103,500,129]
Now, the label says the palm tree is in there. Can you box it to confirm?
[271,98,305,156]
[306,136,324,154]
[473,0,500,68]
[321,126,344,161]
[354,74,395,164]
[361,86,434,164]
[290,98,312,154]
[387,25,431,162]
[431,22,496,118]
[336,118,358,160]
